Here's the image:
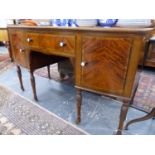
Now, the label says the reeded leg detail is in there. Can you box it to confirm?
[16,65,24,91]
[125,108,155,130]
[76,89,82,124]
[30,71,38,101]
[47,65,51,79]
[116,100,129,135]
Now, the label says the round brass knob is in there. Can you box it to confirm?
[19,49,25,53]
[81,62,87,67]
[59,41,66,47]
[27,38,33,43]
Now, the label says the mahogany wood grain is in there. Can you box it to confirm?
[81,36,132,96]
[9,30,29,67]
[7,25,155,134]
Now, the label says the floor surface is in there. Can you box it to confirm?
[1,46,155,135]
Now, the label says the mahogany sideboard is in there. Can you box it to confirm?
[7,25,155,134]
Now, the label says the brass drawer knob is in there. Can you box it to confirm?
[19,49,25,53]
[81,62,87,67]
[59,41,66,47]
[27,38,33,43]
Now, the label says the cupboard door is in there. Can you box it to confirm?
[81,36,132,95]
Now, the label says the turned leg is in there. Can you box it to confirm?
[76,89,82,124]
[30,71,38,101]
[16,65,24,91]
[47,65,51,79]
[116,100,129,135]
[125,108,155,130]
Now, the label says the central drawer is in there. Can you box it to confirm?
[26,33,75,57]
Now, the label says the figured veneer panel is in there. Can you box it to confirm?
[81,36,132,95]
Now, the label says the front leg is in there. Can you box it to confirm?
[30,71,38,101]
[76,89,82,124]
[16,65,24,91]
[116,100,129,135]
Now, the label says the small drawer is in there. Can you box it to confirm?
[39,34,63,52]
[26,33,40,48]
[13,46,28,68]
[39,34,75,56]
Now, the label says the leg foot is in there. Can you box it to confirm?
[16,65,24,91]
[30,71,38,101]
[116,100,129,135]
[47,65,51,79]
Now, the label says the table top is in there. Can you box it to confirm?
[7,25,155,34]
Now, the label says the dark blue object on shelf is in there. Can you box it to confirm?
[50,19,78,27]
[98,19,118,27]
[51,19,68,26]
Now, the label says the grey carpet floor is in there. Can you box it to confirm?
[0,84,87,135]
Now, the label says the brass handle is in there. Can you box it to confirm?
[27,38,33,43]
[59,41,66,47]
[81,62,87,67]
[19,49,25,53]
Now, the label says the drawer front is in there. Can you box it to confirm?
[39,34,64,52]
[27,33,75,57]
[10,31,28,67]
[13,46,28,67]
[26,33,40,48]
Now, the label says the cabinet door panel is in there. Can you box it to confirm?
[81,36,132,95]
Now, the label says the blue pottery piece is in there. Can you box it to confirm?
[68,19,77,27]
[51,19,79,27]
[98,19,118,27]
[51,19,68,26]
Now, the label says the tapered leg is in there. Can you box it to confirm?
[76,89,82,124]
[116,100,129,135]
[16,65,24,91]
[30,71,38,101]
[47,65,51,79]
[125,108,155,130]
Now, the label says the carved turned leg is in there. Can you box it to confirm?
[16,65,24,91]
[30,71,38,101]
[47,65,51,79]
[125,108,155,130]
[76,89,82,124]
[116,100,129,135]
